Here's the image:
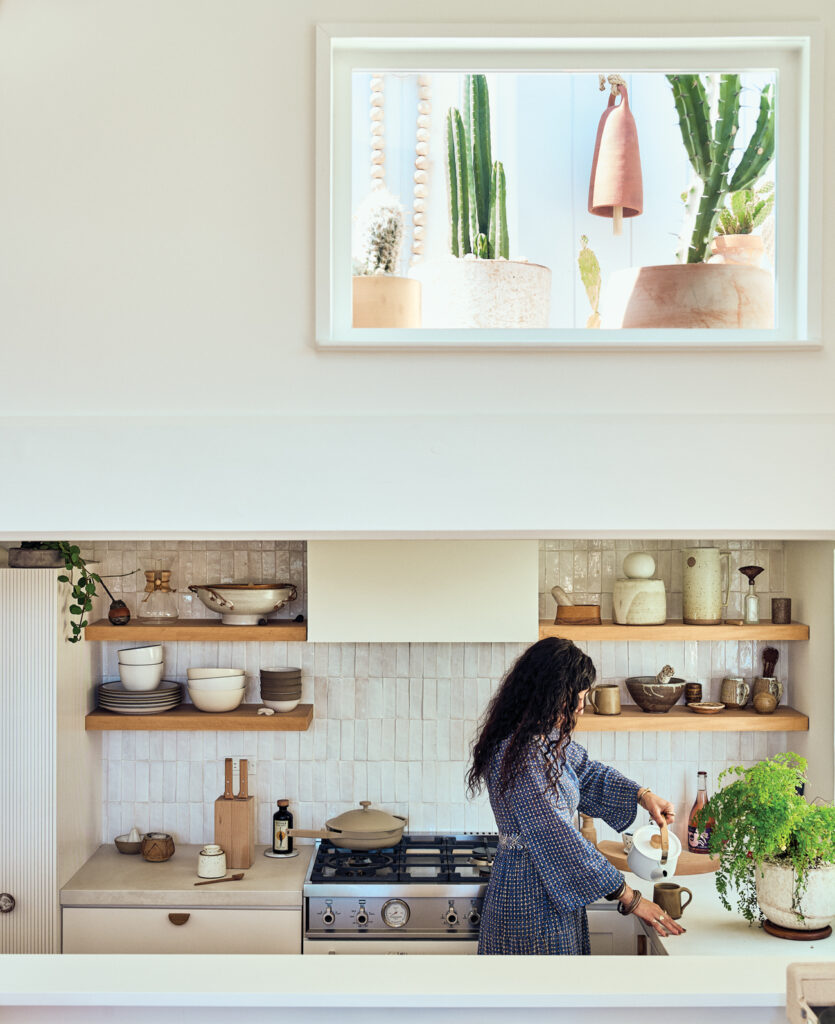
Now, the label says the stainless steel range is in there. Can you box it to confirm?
[303,833,497,954]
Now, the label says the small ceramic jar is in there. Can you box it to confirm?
[197,844,227,879]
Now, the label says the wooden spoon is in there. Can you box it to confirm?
[194,873,245,886]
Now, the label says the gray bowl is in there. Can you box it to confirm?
[626,676,686,713]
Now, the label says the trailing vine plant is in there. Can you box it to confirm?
[22,541,104,643]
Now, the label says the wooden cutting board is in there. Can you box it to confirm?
[597,840,719,875]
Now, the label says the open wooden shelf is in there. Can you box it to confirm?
[84,618,307,642]
[573,706,807,732]
[85,703,313,731]
[539,619,810,642]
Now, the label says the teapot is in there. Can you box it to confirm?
[626,820,681,881]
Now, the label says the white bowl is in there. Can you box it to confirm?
[118,645,163,666]
[187,676,245,692]
[188,688,245,713]
[188,583,296,625]
[262,698,300,713]
[187,667,245,680]
[119,662,165,691]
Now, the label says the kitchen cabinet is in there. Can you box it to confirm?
[587,904,662,956]
[62,906,301,954]
[0,569,101,954]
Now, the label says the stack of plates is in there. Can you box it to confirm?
[98,680,182,715]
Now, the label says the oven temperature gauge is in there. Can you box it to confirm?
[381,899,410,929]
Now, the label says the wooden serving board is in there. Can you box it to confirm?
[597,840,719,876]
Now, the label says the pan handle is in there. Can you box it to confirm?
[287,829,331,840]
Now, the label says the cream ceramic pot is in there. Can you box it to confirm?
[612,553,667,625]
[197,844,227,879]
[682,548,731,625]
[627,821,681,881]
[289,801,408,851]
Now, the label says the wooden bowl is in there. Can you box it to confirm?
[688,702,725,715]
[141,832,175,862]
[625,676,685,713]
[555,605,601,626]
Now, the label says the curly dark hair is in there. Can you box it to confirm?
[466,637,596,797]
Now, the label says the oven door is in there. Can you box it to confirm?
[303,937,478,955]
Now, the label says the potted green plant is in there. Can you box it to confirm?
[710,182,775,267]
[699,752,835,929]
[352,189,421,328]
[412,74,551,328]
[605,74,775,329]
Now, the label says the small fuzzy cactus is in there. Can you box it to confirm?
[578,235,601,329]
[716,182,775,236]
[354,189,405,275]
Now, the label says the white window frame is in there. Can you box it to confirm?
[316,23,822,351]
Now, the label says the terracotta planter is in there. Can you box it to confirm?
[411,258,551,328]
[352,275,421,328]
[604,264,774,329]
[710,234,765,267]
[756,861,835,930]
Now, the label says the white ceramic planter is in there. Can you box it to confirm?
[411,258,551,328]
[351,276,422,328]
[756,861,835,930]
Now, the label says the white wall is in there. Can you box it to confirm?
[0,0,833,533]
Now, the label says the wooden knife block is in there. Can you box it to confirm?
[214,795,255,869]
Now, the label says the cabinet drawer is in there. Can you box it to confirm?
[62,907,301,954]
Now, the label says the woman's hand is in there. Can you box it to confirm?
[639,790,675,826]
[632,897,686,938]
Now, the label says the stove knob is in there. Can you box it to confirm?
[467,909,481,926]
[444,907,459,926]
[321,907,336,926]
[356,908,369,927]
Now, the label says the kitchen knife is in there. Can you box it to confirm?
[223,758,234,800]
[237,758,249,799]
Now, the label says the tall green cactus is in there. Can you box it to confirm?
[446,74,509,259]
[667,74,775,263]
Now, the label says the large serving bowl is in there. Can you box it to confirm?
[187,583,297,625]
[188,674,246,692]
[118,645,163,666]
[626,676,686,713]
[187,687,245,713]
[118,662,165,691]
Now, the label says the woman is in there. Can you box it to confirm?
[468,637,685,955]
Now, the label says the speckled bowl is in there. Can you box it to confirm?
[626,676,686,713]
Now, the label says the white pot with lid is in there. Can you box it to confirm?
[289,801,408,851]
[612,553,667,625]
[626,821,681,881]
[197,844,227,879]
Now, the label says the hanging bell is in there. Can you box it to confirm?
[588,83,643,235]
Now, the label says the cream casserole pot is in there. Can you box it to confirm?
[289,801,407,851]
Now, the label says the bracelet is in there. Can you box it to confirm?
[637,786,651,805]
[617,888,642,916]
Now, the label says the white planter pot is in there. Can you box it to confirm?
[755,860,835,930]
[411,258,551,328]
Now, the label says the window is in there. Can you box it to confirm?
[316,25,820,349]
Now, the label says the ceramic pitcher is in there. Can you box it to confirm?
[682,548,731,625]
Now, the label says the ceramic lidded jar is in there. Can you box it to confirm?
[197,844,227,879]
[612,553,667,625]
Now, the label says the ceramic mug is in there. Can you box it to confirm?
[720,676,750,709]
[653,882,693,920]
[753,676,783,705]
[587,684,621,716]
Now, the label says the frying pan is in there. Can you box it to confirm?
[288,801,407,851]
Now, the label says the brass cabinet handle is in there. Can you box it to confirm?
[168,912,190,926]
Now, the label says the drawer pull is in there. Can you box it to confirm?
[168,913,190,926]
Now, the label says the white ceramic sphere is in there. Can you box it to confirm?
[622,552,656,579]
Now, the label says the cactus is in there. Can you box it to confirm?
[354,189,405,275]
[667,74,775,263]
[446,74,509,259]
[578,235,601,329]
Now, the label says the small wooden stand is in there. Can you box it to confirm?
[763,919,832,942]
[214,757,255,870]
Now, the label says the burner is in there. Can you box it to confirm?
[321,849,393,877]
[468,846,495,873]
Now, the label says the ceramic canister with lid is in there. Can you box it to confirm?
[612,552,667,625]
[197,844,227,879]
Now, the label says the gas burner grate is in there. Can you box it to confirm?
[309,833,499,885]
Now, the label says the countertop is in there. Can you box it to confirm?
[622,870,835,958]
[60,843,315,908]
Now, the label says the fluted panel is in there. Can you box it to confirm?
[0,569,57,953]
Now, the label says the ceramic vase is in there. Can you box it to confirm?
[682,548,731,625]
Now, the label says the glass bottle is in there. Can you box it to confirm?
[687,771,713,854]
[138,570,179,622]
[272,799,294,856]
[744,580,760,624]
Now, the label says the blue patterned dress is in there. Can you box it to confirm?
[478,736,640,955]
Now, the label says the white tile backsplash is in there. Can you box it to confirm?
[95,537,798,847]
